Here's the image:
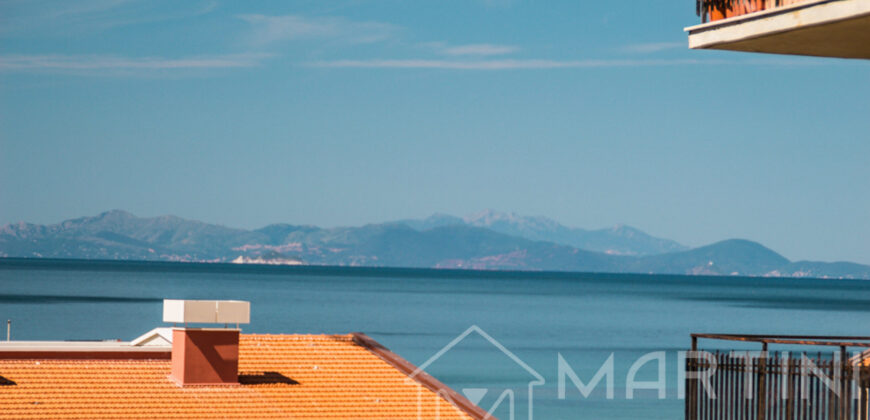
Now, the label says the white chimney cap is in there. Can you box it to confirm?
[163,300,250,324]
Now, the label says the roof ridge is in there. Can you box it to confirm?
[350,332,490,420]
[241,333,355,341]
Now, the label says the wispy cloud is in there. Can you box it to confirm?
[423,42,520,56]
[621,42,685,54]
[238,14,399,45]
[0,0,217,35]
[309,58,727,70]
[0,53,273,74]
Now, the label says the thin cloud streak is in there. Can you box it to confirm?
[622,42,686,54]
[442,44,520,56]
[420,42,520,56]
[0,53,273,72]
[0,0,218,36]
[309,58,729,70]
[238,14,399,45]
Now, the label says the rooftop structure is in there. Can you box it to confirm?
[0,300,488,419]
[686,0,870,59]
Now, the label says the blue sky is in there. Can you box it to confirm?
[1,0,869,263]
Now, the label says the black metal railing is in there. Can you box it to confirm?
[686,334,870,419]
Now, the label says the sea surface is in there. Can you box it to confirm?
[2,258,870,419]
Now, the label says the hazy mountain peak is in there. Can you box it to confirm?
[607,224,643,237]
[99,209,135,218]
[84,209,138,225]
[464,209,517,223]
[423,212,464,224]
[464,209,561,231]
[637,238,793,276]
[457,210,686,256]
[395,213,464,231]
[700,239,788,261]
[398,209,687,256]
[58,209,135,230]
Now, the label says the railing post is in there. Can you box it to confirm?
[862,373,869,420]
[840,346,847,420]
[786,356,795,420]
[687,335,698,420]
[757,341,768,420]
[831,353,839,420]
[684,351,695,420]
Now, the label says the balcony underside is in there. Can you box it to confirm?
[686,0,870,59]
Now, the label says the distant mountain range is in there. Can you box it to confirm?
[1,209,868,279]
[398,209,687,256]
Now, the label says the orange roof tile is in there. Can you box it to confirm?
[0,334,486,420]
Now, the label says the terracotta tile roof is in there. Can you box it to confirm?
[0,334,485,420]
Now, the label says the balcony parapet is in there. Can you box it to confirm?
[686,0,870,59]
[698,0,818,22]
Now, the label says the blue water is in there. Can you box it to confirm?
[2,258,870,419]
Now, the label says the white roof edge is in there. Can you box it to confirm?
[685,0,870,50]
[0,327,174,351]
[0,341,169,352]
[684,0,840,32]
[130,327,174,346]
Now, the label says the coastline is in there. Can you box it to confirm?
[1,256,864,283]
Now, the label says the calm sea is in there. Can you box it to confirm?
[2,258,869,419]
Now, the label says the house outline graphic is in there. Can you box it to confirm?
[409,325,546,420]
